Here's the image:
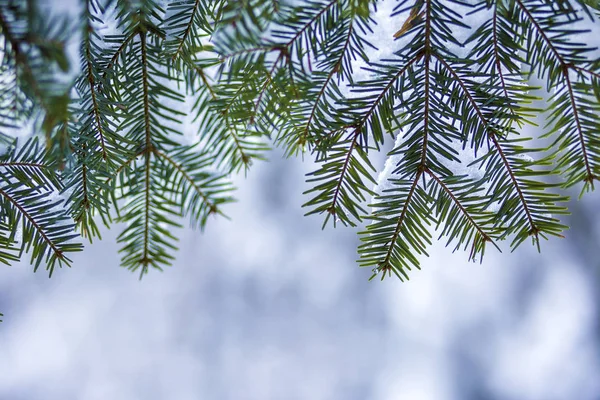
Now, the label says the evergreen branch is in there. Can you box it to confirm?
[425,168,499,258]
[563,65,594,183]
[153,149,221,215]
[140,30,152,269]
[0,147,82,275]
[304,54,421,226]
[193,64,216,99]
[284,0,338,47]
[329,132,359,216]
[84,39,107,160]
[382,171,422,276]
[0,187,63,261]
[515,0,598,186]
[434,53,540,238]
[0,0,595,285]
[487,131,536,232]
[171,0,202,61]
[102,31,136,80]
[0,7,43,100]
[364,6,434,275]
[302,20,353,145]
[518,2,591,179]
[330,54,422,216]
[61,0,129,241]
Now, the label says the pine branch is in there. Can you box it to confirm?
[515,0,600,190]
[434,53,543,240]
[377,173,424,280]
[155,147,235,229]
[0,0,597,284]
[304,54,422,226]
[0,138,82,274]
[0,0,71,137]
[170,0,203,61]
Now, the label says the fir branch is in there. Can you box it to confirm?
[192,64,217,99]
[84,39,107,160]
[304,54,422,226]
[515,0,600,188]
[140,30,152,268]
[101,31,137,80]
[0,7,43,100]
[435,54,539,234]
[425,168,499,259]
[171,0,202,61]
[380,172,422,279]
[283,0,338,47]
[301,19,354,148]
[0,187,64,261]
[154,149,222,216]
[0,138,82,274]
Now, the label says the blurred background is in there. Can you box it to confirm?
[1,1,600,399]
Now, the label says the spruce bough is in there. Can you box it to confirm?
[0,0,599,288]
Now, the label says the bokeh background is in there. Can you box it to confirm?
[1,1,600,399]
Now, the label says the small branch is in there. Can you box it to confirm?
[303,21,354,145]
[251,50,284,123]
[329,54,422,213]
[101,31,136,81]
[140,30,152,267]
[0,187,64,259]
[515,0,594,181]
[285,0,338,47]
[435,53,538,235]
[153,149,220,214]
[564,66,594,182]
[171,0,201,61]
[382,171,422,267]
[425,169,496,246]
[192,64,216,99]
[85,39,108,159]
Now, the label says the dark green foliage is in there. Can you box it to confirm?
[0,0,599,301]
[0,0,236,282]
[0,138,83,275]
[216,0,597,280]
